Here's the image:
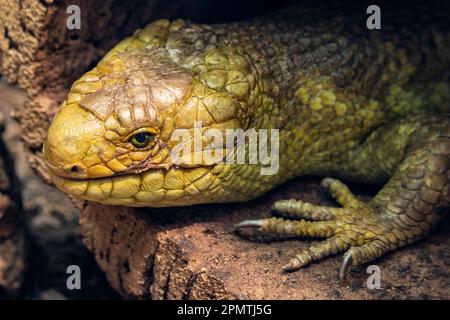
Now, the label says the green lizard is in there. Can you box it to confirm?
[43,4,450,281]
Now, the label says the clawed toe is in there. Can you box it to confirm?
[234,218,278,240]
[234,177,404,283]
[234,219,264,231]
[339,252,353,284]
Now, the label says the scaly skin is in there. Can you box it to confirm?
[43,5,450,279]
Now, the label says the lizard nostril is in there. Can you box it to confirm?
[61,163,86,177]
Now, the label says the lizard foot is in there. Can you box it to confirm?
[235,178,395,282]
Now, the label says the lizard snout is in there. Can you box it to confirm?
[43,102,105,179]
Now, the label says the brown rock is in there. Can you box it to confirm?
[80,178,450,299]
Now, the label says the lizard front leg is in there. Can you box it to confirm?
[236,115,450,281]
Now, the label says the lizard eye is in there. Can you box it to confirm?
[129,132,153,148]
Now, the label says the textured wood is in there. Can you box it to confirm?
[80,178,450,299]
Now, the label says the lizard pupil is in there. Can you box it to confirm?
[129,132,152,148]
[135,133,146,143]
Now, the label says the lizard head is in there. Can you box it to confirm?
[43,20,256,207]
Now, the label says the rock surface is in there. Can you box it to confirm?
[81,178,450,299]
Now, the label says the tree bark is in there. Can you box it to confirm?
[79,178,450,299]
[1,0,449,300]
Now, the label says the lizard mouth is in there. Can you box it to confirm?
[49,164,218,207]
[45,158,174,181]
[50,171,147,206]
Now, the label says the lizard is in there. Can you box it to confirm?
[42,3,450,281]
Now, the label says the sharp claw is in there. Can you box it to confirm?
[282,258,301,272]
[234,219,264,231]
[270,203,279,212]
[320,177,333,188]
[339,252,353,285]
